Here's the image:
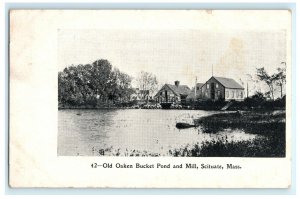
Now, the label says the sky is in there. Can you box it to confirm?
[57,11,288,97]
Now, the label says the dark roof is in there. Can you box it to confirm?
[187,83,204,99]
[166,84,190,96]
[213,76,244,89]
[139,90,149,95]
[196,83,204,89]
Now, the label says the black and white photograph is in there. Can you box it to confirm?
[58,20,287,158]
[9,9,292,188]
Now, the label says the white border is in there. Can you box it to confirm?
[1,0,299,198]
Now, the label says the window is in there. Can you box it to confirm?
[216,83,219,88]
[241,91,243,98]
[205,91,208,97]
[197,86,199,90]
[217,90,221,98]
[160,92,162,96]
[207,84,209,89]
[236,91,239,98]
[231,91,234,98]
[226,91,229,98]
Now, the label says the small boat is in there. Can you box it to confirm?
[176,122,196,129]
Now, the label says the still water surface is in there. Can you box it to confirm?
[58,109,257,156]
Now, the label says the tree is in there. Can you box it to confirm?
[256,67,277,100]
[90,59,114,102]
[242,74,261,98]
[111,68,135,102]
[136,71,158,98]
[58,59,134,107]
[274,66,286,98]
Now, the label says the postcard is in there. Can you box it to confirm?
[9,10,291,188]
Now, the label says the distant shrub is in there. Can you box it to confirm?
[117,100,138,107]
[85,96,98,107]
[244,91,266,107]
[192,99,226,110]
[227,92,285,110]
[148,99,156,103]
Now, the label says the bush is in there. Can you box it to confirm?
[228,92,285,110]
[85,96,98,107]
[244,92,266,107]
[193,99,226,110]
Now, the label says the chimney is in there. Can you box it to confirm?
[174,80,180,87]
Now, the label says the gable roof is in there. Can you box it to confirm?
[155,84,190,97]
[196,83,204,89]
[166,84,191,96]
[213,76,244,89]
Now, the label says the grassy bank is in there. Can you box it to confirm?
[194,110,285,134]
[179,110,286,157]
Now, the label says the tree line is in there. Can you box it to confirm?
[58,59,134,107]
[58,59,159,107]
[58,58,286,108]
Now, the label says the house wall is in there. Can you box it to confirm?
[201,78,225,100]
[224,88,244,101]
[154,85,180,103]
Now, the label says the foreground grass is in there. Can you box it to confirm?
[169,135,285,157]
[184,110,286,157]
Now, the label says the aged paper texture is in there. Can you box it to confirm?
[10,10,291,188]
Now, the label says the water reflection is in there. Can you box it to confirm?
[58,109,257,156]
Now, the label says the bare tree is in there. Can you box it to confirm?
[256,67,276,100]
[244,74,261,97]
[274,63,286,98]
[136,71,158,98]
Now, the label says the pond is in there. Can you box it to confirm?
[58,109,257,156]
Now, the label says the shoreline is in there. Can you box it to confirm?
[59,109,286,157]
[185,110,286,157]
[194,110,285,134]
[58,106,285,111]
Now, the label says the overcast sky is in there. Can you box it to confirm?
[57,11,288,96]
